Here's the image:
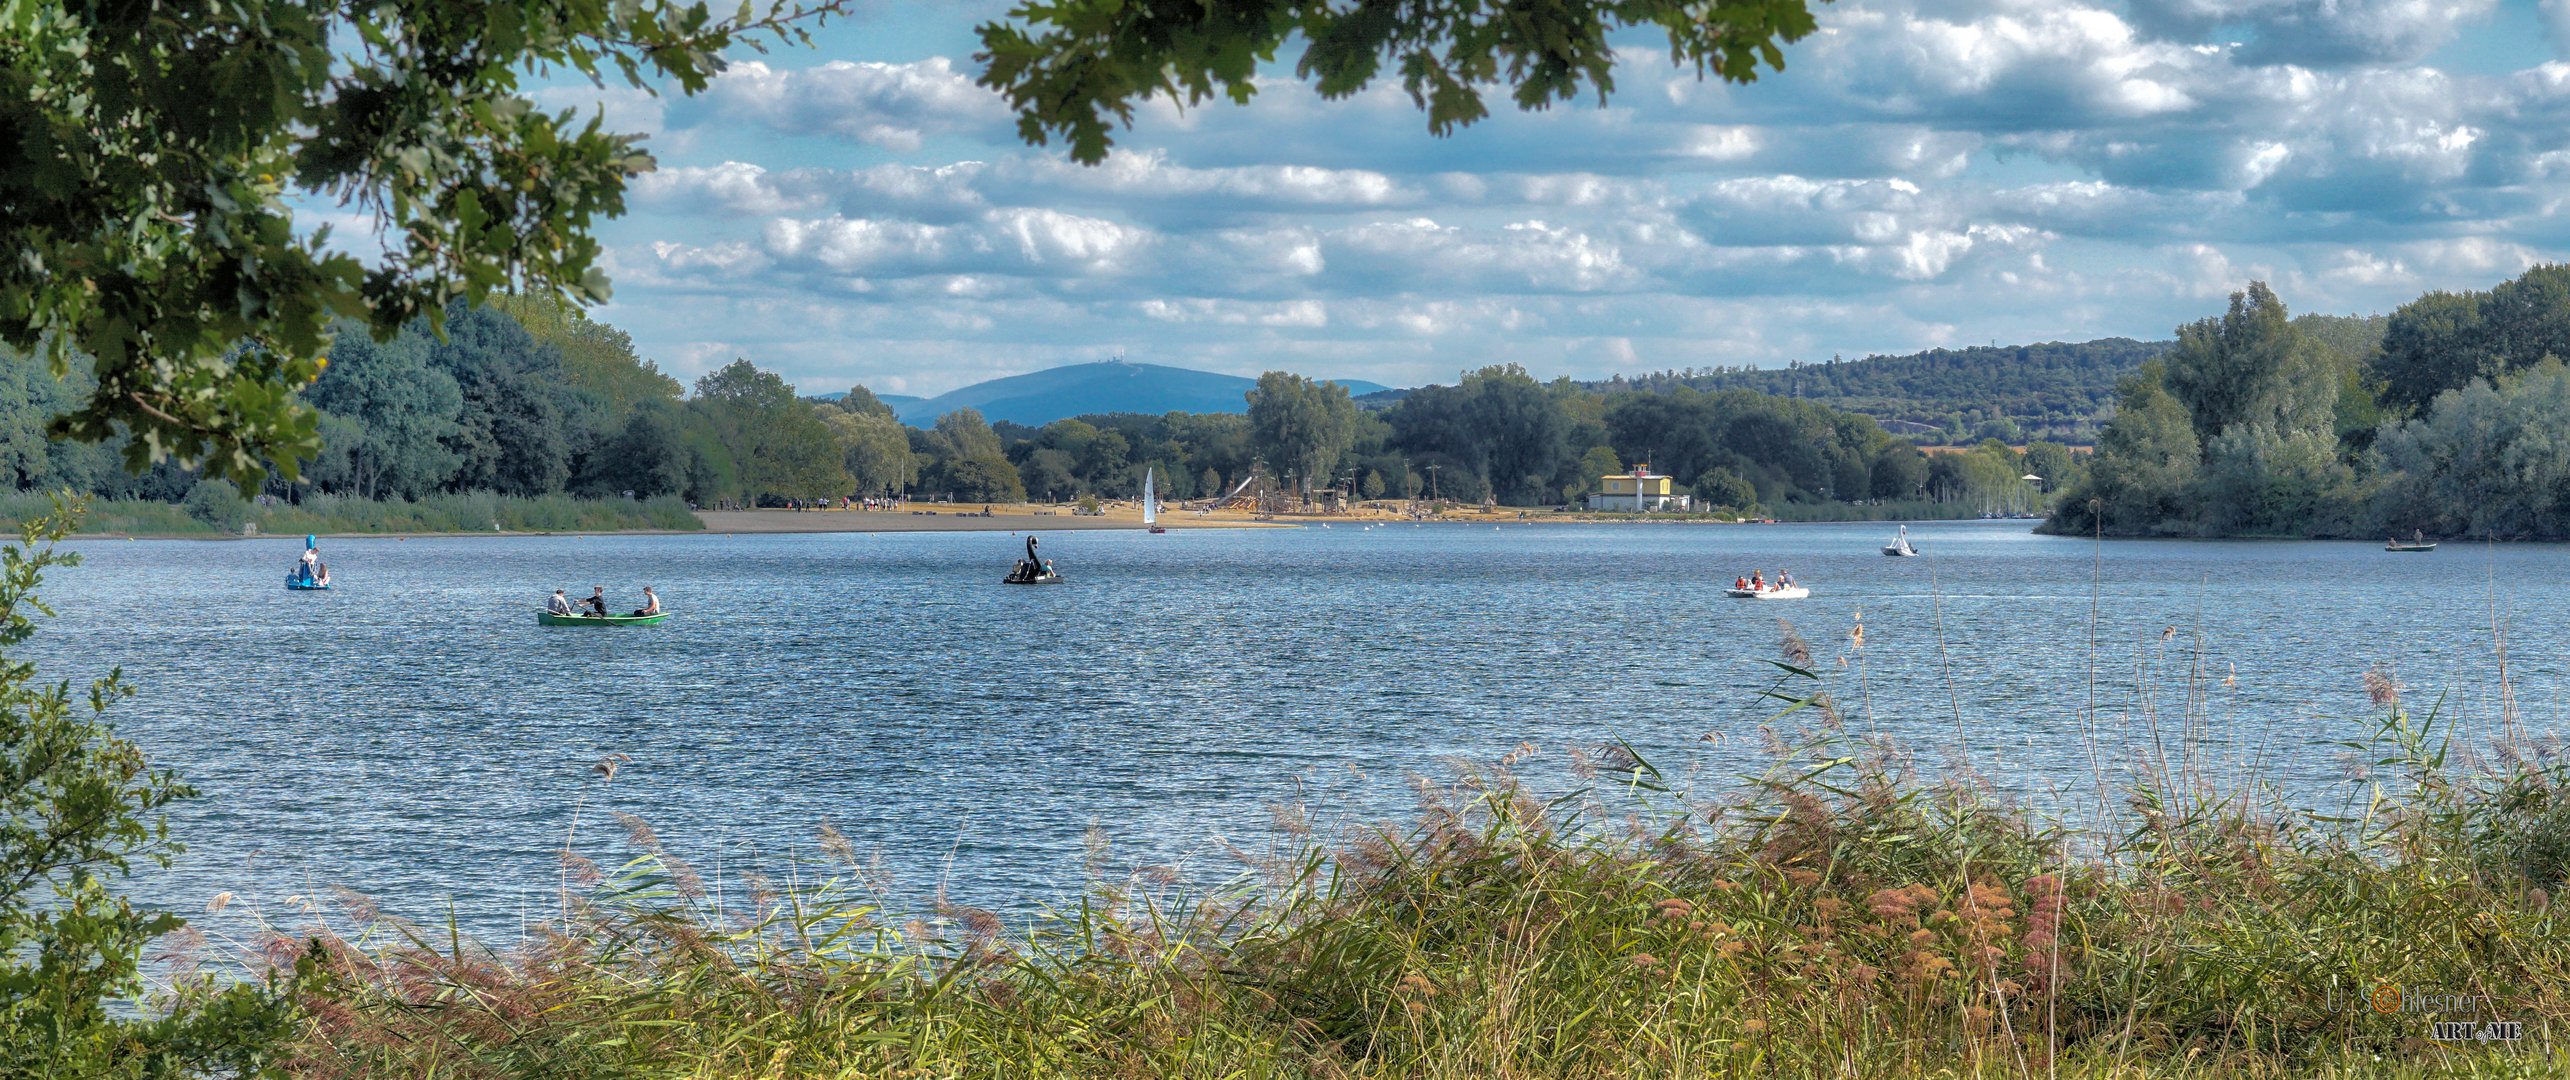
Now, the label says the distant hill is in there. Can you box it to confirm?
[1586,338,2177,442]
[886,361,1389,427]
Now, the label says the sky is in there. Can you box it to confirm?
[519,0,2570,397]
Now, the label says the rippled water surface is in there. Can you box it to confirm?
[29,520,2566,938]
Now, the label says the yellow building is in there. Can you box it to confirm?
[1586,466,1691,511]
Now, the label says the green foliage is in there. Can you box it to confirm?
[2374,359,2570,540]
[0,502,298,1074]
[273,664,2570,1077]
[2372,265,2570,417]
[0,492,701,536]
[831,384,899,420]
[1,0,853,491]
[920,409,1026,502]
[692,360,851,503]
[1246,372,1358,493]
[1385,365,1568,504]
[976,0,1818,164]
[491,295,684,420]
[179,479,252,533]
[2057,284,2365,538]
[1609,338,2170,443]
[821,408,919,497]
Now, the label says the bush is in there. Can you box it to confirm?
[180,478,251,531]
[0,499,297,1074]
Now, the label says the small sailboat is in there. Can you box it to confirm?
[1143,468,1166,534]
[1882,525,1919,557]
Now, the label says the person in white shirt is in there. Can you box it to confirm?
[629,587,660,617]
[548,589,574,616]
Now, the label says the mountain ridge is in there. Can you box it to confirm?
[851,361,1390,427]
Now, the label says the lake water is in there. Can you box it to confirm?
[27,521,2562,942]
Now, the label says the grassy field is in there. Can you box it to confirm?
[0,492,703,537]
[245,646,2569,1078]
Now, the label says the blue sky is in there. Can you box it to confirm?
[525,0,2570,397]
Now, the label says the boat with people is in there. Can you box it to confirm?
[537,610,670,626]
[1726,571,1808,599]
[1728,585,1810,600]
[286,534,331,589]
[1005,534,1065,584]
[540,585,665,624]
[2386,530,2436,552]
[1882,525,1919,557]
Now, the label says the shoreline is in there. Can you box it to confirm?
[48,506,2049,540]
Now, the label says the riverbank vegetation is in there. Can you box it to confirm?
[2053,265,2570,540]
[258,654,2570,1077]
[0,491,701,537]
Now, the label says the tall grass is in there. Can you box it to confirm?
[0,492,702,536]
[250,654,2570,1078]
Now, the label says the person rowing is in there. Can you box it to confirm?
[581,585,609,617]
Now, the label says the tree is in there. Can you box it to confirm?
[303,330,464,499]
[1565,445,1624,502]
[1868,447,1927,500]
[1019,448,1079,502]
[427,305,578,497]
[835,385,899,420]
[923,409,1025,502]
[0,504,297,1073]
[2375,359,2570,539]
[4,0,856,490]
[2372,290,2489,416]
[822,408,919,496]
[493,295,683,420]
[584,400,694,499]
[1245,373,1357,495]
[691,360,849,502]
[2162,282,2336,445]
[2048,364,2201,535]
[1694,467,1757,513]
[977,0,1819,164]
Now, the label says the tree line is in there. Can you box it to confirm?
[6,303,2088,518]
[2050,266,2570,540]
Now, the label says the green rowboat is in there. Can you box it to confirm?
[537,610,670,626]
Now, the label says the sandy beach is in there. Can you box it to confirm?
[697,504,1321,534]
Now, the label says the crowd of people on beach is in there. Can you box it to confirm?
[547,585,660,618]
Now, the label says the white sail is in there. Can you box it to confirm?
[1142,467,1158,525]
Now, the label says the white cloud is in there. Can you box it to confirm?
[575,0,2570,396]
[701,57,1008,149]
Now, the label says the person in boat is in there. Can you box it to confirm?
[1780,569,1796,588]
[1750,571,1765,591]
[1733,575,1749,590]
[630,587,661,618]
[580,586,609,617]
[548,589,574,616]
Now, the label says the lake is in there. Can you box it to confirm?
[27,520,2557,943]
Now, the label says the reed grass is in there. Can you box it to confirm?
[251,664,2570,1078]
[0,492,703,536]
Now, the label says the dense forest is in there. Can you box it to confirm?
[976,367,2079,517]
[2048,266,2570,540]
[3,300,2088,521]
[1586,338,2174,443]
